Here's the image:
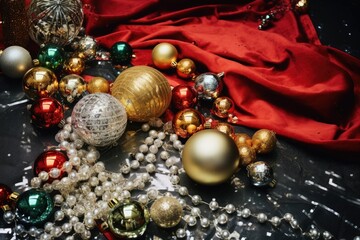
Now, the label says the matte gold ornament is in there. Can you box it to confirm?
[173,108,205,139]
[23,67,58,100]
[150,196,183,228]
[176,58,196,79]
[238,144,256,166]
[252,129,277,154]
[63,57,85,75]
[233,133,252,147]
[59,74,87,103]
[87,77,110,94]
[152,43,178,70]
[182,129,240,185]
[111,66,172,122]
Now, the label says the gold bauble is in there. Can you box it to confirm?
[176,58,196,79]
[173,108,205,139]
[252,129,277,154]
[22,67,58,100]
[214,122,235,138]
[234,133,252,147]
[152,43,178,70]
[63,57,85,75]
[238,144,256,166]
[87,77,110,94]
[182,129,240,185]
[111,66,172,122]
[150,196,183,228]
[59,74,87,103]
[212,96,235,118]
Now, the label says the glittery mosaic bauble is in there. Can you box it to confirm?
[63,57,85,75]
[212,96,235,118]
[107,199,149,238]
[246,161,276,187]
[23,67,58,100]
[238,144,256,166]
[76,35,97,60]
[182,129,240,185]
[111,66,172,122]
[0,46,33,79]
[0,184,12,208]
[38,44,65,71]
[34,150,68,180]
[15,189,54,226]
[171,85,198,111]
[176,58,196,79]
[152,43,178,70]
[150,196,183,228]
[59,74,87,103]
[252,129,277,154]
[87,77,110,94]
[111,41,133,65]
[30,97,64,128]
[71,93,127,147]
[27,0,84,46]
[194,72,224,100]
[173,108,205,139]
[233,133,252,148]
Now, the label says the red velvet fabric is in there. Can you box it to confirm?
[1,0,360,156]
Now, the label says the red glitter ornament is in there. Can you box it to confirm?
[34,150,68,181]
[30,97,64,128]
[0,183,12,208]
[171,85,198,111]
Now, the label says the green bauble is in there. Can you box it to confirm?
[38,44,65,71]
[110,41,133,65]
[15,189,54,226]
[107,199,149,238]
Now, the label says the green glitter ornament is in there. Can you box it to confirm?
[107,199,149,238]
[110,41,133,65]
[15,189,54,226]
[38,44,65,71]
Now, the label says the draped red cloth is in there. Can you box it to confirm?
[1,0,360,156]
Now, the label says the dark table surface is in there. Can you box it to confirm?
[0,0,359,239]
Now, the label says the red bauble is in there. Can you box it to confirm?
[171,85,198,111]
[34,150,68,181]
[0,184,12,207]
[30,97,64,128]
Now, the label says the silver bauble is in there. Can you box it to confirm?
[0,46,33,79]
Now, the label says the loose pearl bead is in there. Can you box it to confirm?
[138,194,148,205]
[28,226,38,237]
[220,230,230,239]
[51,226,62,237]
[146,163,156,173]
[130,160,140,169]
[160,150,170,160]
[191,207,201,216]
[145,137,154,145]
[139,144,149,153]
[157,131,166,140]
[44,222,54,233]
[170,175,180,184]
[149,145,159,154]
[145,153,156,162]
[178,186,188,196]
[38,171,49,181]
[290,219,299,229]
[169,133,178,142]
[322,231,333,240]
[173,140,183,150]
[74,222,85,234]
[187,216,197,226]
[308,228,320,239]
[31,177,42,188]
[141,123,150,132]
[283,213,293,221]
[3,211,15,223]
[149,130,158,138]
[169,165,179,174]
[154,139,163,148]
[54,210,65,221]
[135,152,145,161]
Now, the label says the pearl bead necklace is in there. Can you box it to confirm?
[4,116,356,240]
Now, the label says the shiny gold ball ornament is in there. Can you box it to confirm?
[214,122,235,138]
[87,77,110,94]
[59,74,87,103]
[150,196,183,228]
[22,67,58,100]
[182,129,240,185]
[63,57,85,75]
[234,133,252,147]
[176,58,196,79]
[111,65,172,122]
[252,129,277,154]
[238,144,256,166]
[152,43,178,70]
[212,96,235,118]
[173,108,205,139]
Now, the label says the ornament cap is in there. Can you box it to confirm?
[108,198,120,209]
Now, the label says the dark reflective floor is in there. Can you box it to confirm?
[0,0,359,239]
